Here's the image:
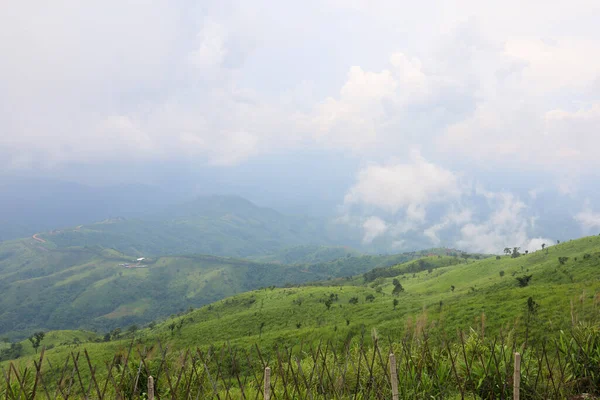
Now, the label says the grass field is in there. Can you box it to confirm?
[4,235,599,371]
[0,236,443,339]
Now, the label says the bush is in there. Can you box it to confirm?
[516,275,532,287]
[558,256,569,265]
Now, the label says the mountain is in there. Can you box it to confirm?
[33,195,364,258]
[3,236,599,369]
[0,177,188,242]
[0,235,440,339]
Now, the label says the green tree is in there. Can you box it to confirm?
[393,299,399,310]
[499,270,505,278]
[127,324,139,335]
[392,282,404,296]
[512,247,521,258]
[365,294,375,302]
[516,275,533,287]
[27,331,45,354]
[349,297,359,305]
[558,256,569,265]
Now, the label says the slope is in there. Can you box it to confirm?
[33,195,363,258]
[0,236,440,339]
[15,235,598,363]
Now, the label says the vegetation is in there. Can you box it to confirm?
[1,235,598,365]
[35,195,363,258]
[0,237,452,339]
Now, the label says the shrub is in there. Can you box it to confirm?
[558,256,569,265]
[516,275,532,287]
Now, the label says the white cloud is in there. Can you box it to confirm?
[344,151,460,215]
[424,209,472,244]
[574,208,600,230]
[525,238,554,253]
[455,192,533,253]
[1,0,600,229]
[362,216,389,243]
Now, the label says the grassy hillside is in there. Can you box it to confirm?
[6,235,599,369]
[36,195,362,258]
[0,237,441,339]
[248,244,360,264]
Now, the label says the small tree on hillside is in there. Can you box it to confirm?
[392,282,404,296]
[516,275,533,287]
[127,325,138,335]
[512,247,521,258]
[558,257,569,265]
[527,296,539,315]
[110,328,121,340]
[504,247,511,256]
[451,285,455,292]
[365,294,375,302]
[542,243,546,250]
[499,270,505,278]
[393,299,399,310]
[28,332,45,354]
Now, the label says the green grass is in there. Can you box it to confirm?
[3,237,600,398]
[0,237,440,339]
[4,235,596,366]
[2,237,600,396]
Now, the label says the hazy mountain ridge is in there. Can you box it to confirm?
[0,234,442,339]
[34,195,363,258]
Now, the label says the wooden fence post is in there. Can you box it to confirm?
[264,367,271,400]
[389,353,399,400]
[513,352,521,400]
[148,376,154,400]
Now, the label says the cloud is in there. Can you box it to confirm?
[574,207,600,230]
[455,192,531,253]
[362,216,388,243]
[344,151,460,215]
[343,157,548,253]
[524,238,554,253]
[423,209,472,245]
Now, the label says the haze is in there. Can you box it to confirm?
[2,0,600,253]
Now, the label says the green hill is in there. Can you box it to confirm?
[35,195,362,258]
[0,236,440,339]
[5,235,599,368]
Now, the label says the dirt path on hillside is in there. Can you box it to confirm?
[32,233,46,243]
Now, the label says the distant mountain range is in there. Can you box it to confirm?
[32,195,363,258]
[0,177,190,242]
[0,234,439,338]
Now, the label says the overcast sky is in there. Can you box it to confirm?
[2,0,600,253]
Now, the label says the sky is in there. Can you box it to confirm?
[1,0,600,253]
